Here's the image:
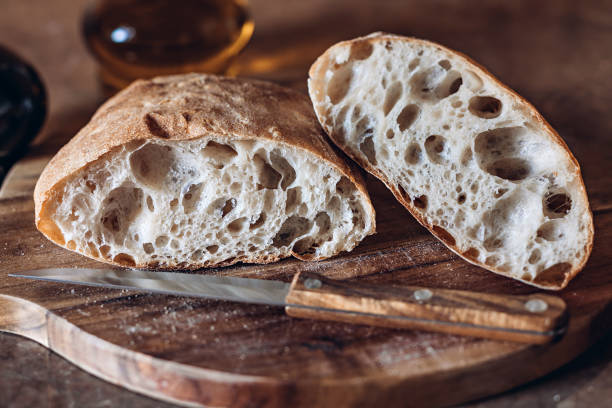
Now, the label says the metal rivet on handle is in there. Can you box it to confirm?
[525,298,548,313]
[413,289,433,301]
[304,278,322,290]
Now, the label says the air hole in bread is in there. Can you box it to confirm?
[438,59,451,70]
[143,242,154,254]
[228,217,247,234]
[533,262,571,286]
[537,221,564,241]
[383,82,403,115]
[273,216,312,247]
[408,58,420,71]
[386,129,395,139]
[113,253,135,266]
[182,183,203,214]
[144,113,172,139]
[334,105,350,144]
[544,192,572,218]
[170,198,178,207]
[285,187,302,213]
[485,255,500,267]
[254,154,281,189]
[487,158,531,181]
[474,127,533,181]
[206,245,219,254]
[435,71,462,99]
[410,66,447,101]
[460,147,473,166]
[293,236,316,255]
[457,193,466,204]
[463,247,479,261]
[270,150,296,190]
[494,188,508,198]
[463,70,483,91]
[129,143,174,189]
[484,237,504,251]
[413,195,427,209]
[221,198,235,217]
[350,40,374,60]
[327,196,341,212]
[359,135,377,165]
[99,245,111,258]
[396,104,420,131]
[315,211,331,234]
[528,249,541,264]
[67,240,76,250]
[86,180,96,193]
[201,141,237,169]
[100,187,143,240]
[328,64,353,104]
[230,182,241,195]
[424,135,448,164]
[87,242,99,257]
[469,96,502,119]
[155,235,169,247]
[336,176,355,196]
[432,225,456,246]
[146,195,155,212]
[355,114,375,141]
[191,250,202,261]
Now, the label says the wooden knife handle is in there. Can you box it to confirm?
[285,272,568,344]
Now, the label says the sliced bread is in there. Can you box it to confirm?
[308,33,593,289]
[34,74,375,269]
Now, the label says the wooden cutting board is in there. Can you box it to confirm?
[1,154,611,407]
[2,0,612,406]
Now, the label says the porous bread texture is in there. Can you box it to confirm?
[308,33,593,290]
[34,74,375,269]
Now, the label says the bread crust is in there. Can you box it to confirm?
[34,74,376,269]
[308,33,593,290]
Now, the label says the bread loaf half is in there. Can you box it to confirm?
[308,33,593,289]
[34,74,375,269]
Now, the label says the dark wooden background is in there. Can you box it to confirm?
[1,0,612,406]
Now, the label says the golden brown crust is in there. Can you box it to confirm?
[309,33,594,290]
[34,74,376,269]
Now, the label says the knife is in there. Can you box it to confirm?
[9,268,568,344]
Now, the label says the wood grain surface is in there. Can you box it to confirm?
[286,271,568,344]
[1,0,612,407]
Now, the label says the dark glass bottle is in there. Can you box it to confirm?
[82,0,253,92]
[0,45,47,181]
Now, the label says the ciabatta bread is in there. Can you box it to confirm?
[308,33,593,289]
[34,74,375,269]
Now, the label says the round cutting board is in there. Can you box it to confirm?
[1,173,611,407]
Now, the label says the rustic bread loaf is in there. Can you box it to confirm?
[308,33,593,289]
[34,74,375,269]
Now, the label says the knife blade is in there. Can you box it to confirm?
[9,268,568,344]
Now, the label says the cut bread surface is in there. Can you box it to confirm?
[35,74,375,269]
[308,33,593,289]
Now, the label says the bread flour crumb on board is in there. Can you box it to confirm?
[308,33,593,290]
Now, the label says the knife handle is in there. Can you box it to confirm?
[284,272,568,344]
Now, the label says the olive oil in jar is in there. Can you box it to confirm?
[82,0,253,92]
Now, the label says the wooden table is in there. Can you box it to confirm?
[2,0,612,406]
